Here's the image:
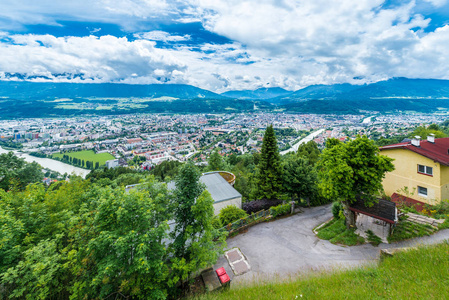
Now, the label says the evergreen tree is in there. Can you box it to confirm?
[252,124,283,200]
[95,162,99,169]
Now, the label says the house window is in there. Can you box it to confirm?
[418,186,428,197]
[417,164,433,176]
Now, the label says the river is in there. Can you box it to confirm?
[280,128,325,155]
[0,146,91,178]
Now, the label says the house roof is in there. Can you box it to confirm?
[166,172,241,203]
[349,198,397,224]
[380,137,449,166]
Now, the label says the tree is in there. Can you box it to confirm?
[171,162,204,258]
[207,148,224,171]
[409,125,446,139]
[252,125,283,200]
[169,162,225,291]
[297,140,320,165]
[73,183,171,299]
[283,155,317,204]
[317,136,394,228]
[150,160,182,181]
[0,152,43,191]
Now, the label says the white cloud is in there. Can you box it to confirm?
[0,34,187,83]
[136,30,190,42]
[1,0,449,91]
[423,0,448,7]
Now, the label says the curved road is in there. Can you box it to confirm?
[215,204,449,284]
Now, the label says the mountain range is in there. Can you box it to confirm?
[0,81,225,100]
[1,77,449,117]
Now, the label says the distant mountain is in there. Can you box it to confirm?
[221,87,291,100]
[281,78,449,114]
[277,83,360,103]
[277,78,449,104]
[0,81,225,100]
[335,78,449,100]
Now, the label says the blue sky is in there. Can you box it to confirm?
[0,0,448,92]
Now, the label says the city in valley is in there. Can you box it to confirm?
[0,112,447,177]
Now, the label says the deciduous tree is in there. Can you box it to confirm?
[283,155,317,203]
[317,136,394,228]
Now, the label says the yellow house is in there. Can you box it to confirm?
[380,135,449,207]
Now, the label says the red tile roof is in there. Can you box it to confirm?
[380,137,449,166]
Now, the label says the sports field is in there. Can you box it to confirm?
[53,150,115,166]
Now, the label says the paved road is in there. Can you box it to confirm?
[215,204,449,284]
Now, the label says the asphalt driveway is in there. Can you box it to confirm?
[214,204,449,284]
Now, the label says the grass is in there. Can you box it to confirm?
[316,218,365,246]
[388,217,437,243]
[53,150,114,166]
[194,241,449,300]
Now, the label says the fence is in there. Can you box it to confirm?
[221,202,293,235]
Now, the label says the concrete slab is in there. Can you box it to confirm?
[226,249,242,263]
[233,260,250,275]
[201,269,221,292]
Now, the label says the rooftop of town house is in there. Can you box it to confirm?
[380,136,449,166]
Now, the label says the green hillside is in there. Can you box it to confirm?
[196,241,449,299]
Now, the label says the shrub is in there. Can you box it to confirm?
[243,199,282,214]
[332,202,343,219]
[270,203,291,218]
[219,205,248,225]
[211,216,223,229]
[366,230,382,246]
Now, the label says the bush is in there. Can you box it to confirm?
[243,199,282,214]
[219,205,248,225]
[332,202,343,219]
[270,203,291,218]
[211,216,223,229]
[366,230,382,246]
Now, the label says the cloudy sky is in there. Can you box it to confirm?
[0,0,448,92]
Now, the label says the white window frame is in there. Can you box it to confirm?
[417,164,433,176]
[418,186,428,197]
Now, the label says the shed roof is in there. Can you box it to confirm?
[349,199,397,224]
[166,173,241,203]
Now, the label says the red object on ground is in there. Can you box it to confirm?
[215,267,226,276]
[219,273,230,284]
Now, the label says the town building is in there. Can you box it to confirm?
[380,135,449,207]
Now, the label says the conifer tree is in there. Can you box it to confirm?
[252,124,283,200]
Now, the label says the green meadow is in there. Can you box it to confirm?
[53,150,114,166]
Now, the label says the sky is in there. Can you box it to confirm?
[0,0,449,92]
